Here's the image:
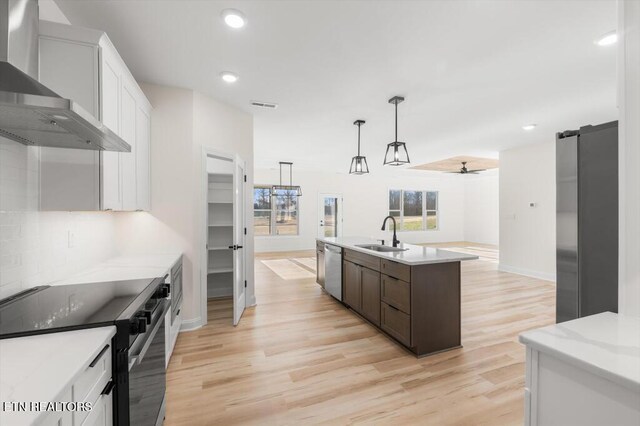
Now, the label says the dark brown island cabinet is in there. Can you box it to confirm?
[320,245,462,357]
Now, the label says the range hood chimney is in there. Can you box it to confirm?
[0,0,130,151]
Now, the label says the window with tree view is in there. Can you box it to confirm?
[388,189,438,231]
[253,186,299,236]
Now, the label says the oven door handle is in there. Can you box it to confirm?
[129,300,169,371]
[128,356,139,371]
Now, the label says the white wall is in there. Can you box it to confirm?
[254,169,468,252]
[116,84,254,328]
[39,0,70,24]
[499,141,556,281]
[464,173,499,246]
[0,138,119,299]
[618,1,640,317]
[0,1,125,300]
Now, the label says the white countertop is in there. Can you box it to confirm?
[50,253,182,286]
[519,312,640,392]
[318,237,478,265]
[0,327,116,426]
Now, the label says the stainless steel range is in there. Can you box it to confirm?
[0,278,170,426]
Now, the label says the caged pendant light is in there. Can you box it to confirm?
[384,96,411,166]
[271,161,302,196]
[349,120,369,175]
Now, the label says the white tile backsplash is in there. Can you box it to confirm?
[0,137,118,299]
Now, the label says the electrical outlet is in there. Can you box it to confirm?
[68,231,76,248]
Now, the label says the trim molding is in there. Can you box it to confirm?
[498,263,556,282]
[180,316,203,332]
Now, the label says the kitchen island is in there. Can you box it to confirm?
[317,237,478,357]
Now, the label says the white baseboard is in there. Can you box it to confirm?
[498,263,556,282]
[180,316,203,332]
[247,294,257,307]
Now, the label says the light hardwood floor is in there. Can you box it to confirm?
[165,244,555,425]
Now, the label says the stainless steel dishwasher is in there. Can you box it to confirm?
[324,244,342,301]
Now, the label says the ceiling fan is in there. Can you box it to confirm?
[447,161,486,174]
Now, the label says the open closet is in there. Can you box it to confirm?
[207,173,234,298]
[205,154,246,326]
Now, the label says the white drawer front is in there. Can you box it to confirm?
[81,393,112,426]
[73,344,112,425]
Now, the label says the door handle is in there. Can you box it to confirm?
[236,245,243,249]
[228,245,236,250]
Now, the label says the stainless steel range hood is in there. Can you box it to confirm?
[0,0,130,152]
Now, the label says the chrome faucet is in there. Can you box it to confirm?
[381,216,400,247]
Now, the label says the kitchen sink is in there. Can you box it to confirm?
[355,244,408,253]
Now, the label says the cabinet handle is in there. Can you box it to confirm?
[388,304,400,311]
[101,380,115,396]
[89,345,110,368]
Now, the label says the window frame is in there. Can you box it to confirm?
[253,186,273,236]
[253,185,301,236]
[388,189,439,232]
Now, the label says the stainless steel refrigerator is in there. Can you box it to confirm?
[556,121,618,323]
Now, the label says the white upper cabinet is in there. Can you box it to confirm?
[38,21,152,212]
[100,44,122,211]
[120,77,138,211]
[136,106,152,211]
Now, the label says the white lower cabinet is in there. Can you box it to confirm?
[39,333,114,426]
[41,388,72,426]
[524,346,640,426]
[81,392,112,426]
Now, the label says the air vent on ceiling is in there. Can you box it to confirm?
[250,100,278,109]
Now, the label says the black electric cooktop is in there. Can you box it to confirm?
[0,278,159,340]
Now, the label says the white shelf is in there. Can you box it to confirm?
[208,223,233,227]
[208,267,233,274]
[208,246,230,251]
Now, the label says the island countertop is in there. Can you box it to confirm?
[519,312,640,393]
[317,237,478,265]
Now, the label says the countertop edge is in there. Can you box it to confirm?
[317,237,478,265]
[0,326,117,425]
[518,333,640,393]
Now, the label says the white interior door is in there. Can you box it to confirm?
[232,158,246,325]
[318,193,343,238]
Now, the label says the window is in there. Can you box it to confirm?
[388,189,438,231]
[253,186,299,235]
[253,187,271,236]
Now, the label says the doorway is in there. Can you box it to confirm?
[204,153,246,327]
[318,193,343,238]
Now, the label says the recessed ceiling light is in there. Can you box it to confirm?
[595,31,617,46]
[220,72,238,83]
[221,9,246,29]
[522,124,537,131]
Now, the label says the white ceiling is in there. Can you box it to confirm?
[55,0,617,173]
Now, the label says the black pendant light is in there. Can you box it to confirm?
[349,120,370,175]
[384,96,411,166]
[271,161,302,196]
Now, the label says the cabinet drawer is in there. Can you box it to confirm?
[81,392,112,426]
[73,344,112,425]
[381,259,410,282]
[381,275,411,314]
[381,302,411,347]
[344,249,380,272]
[41,387,72,426]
